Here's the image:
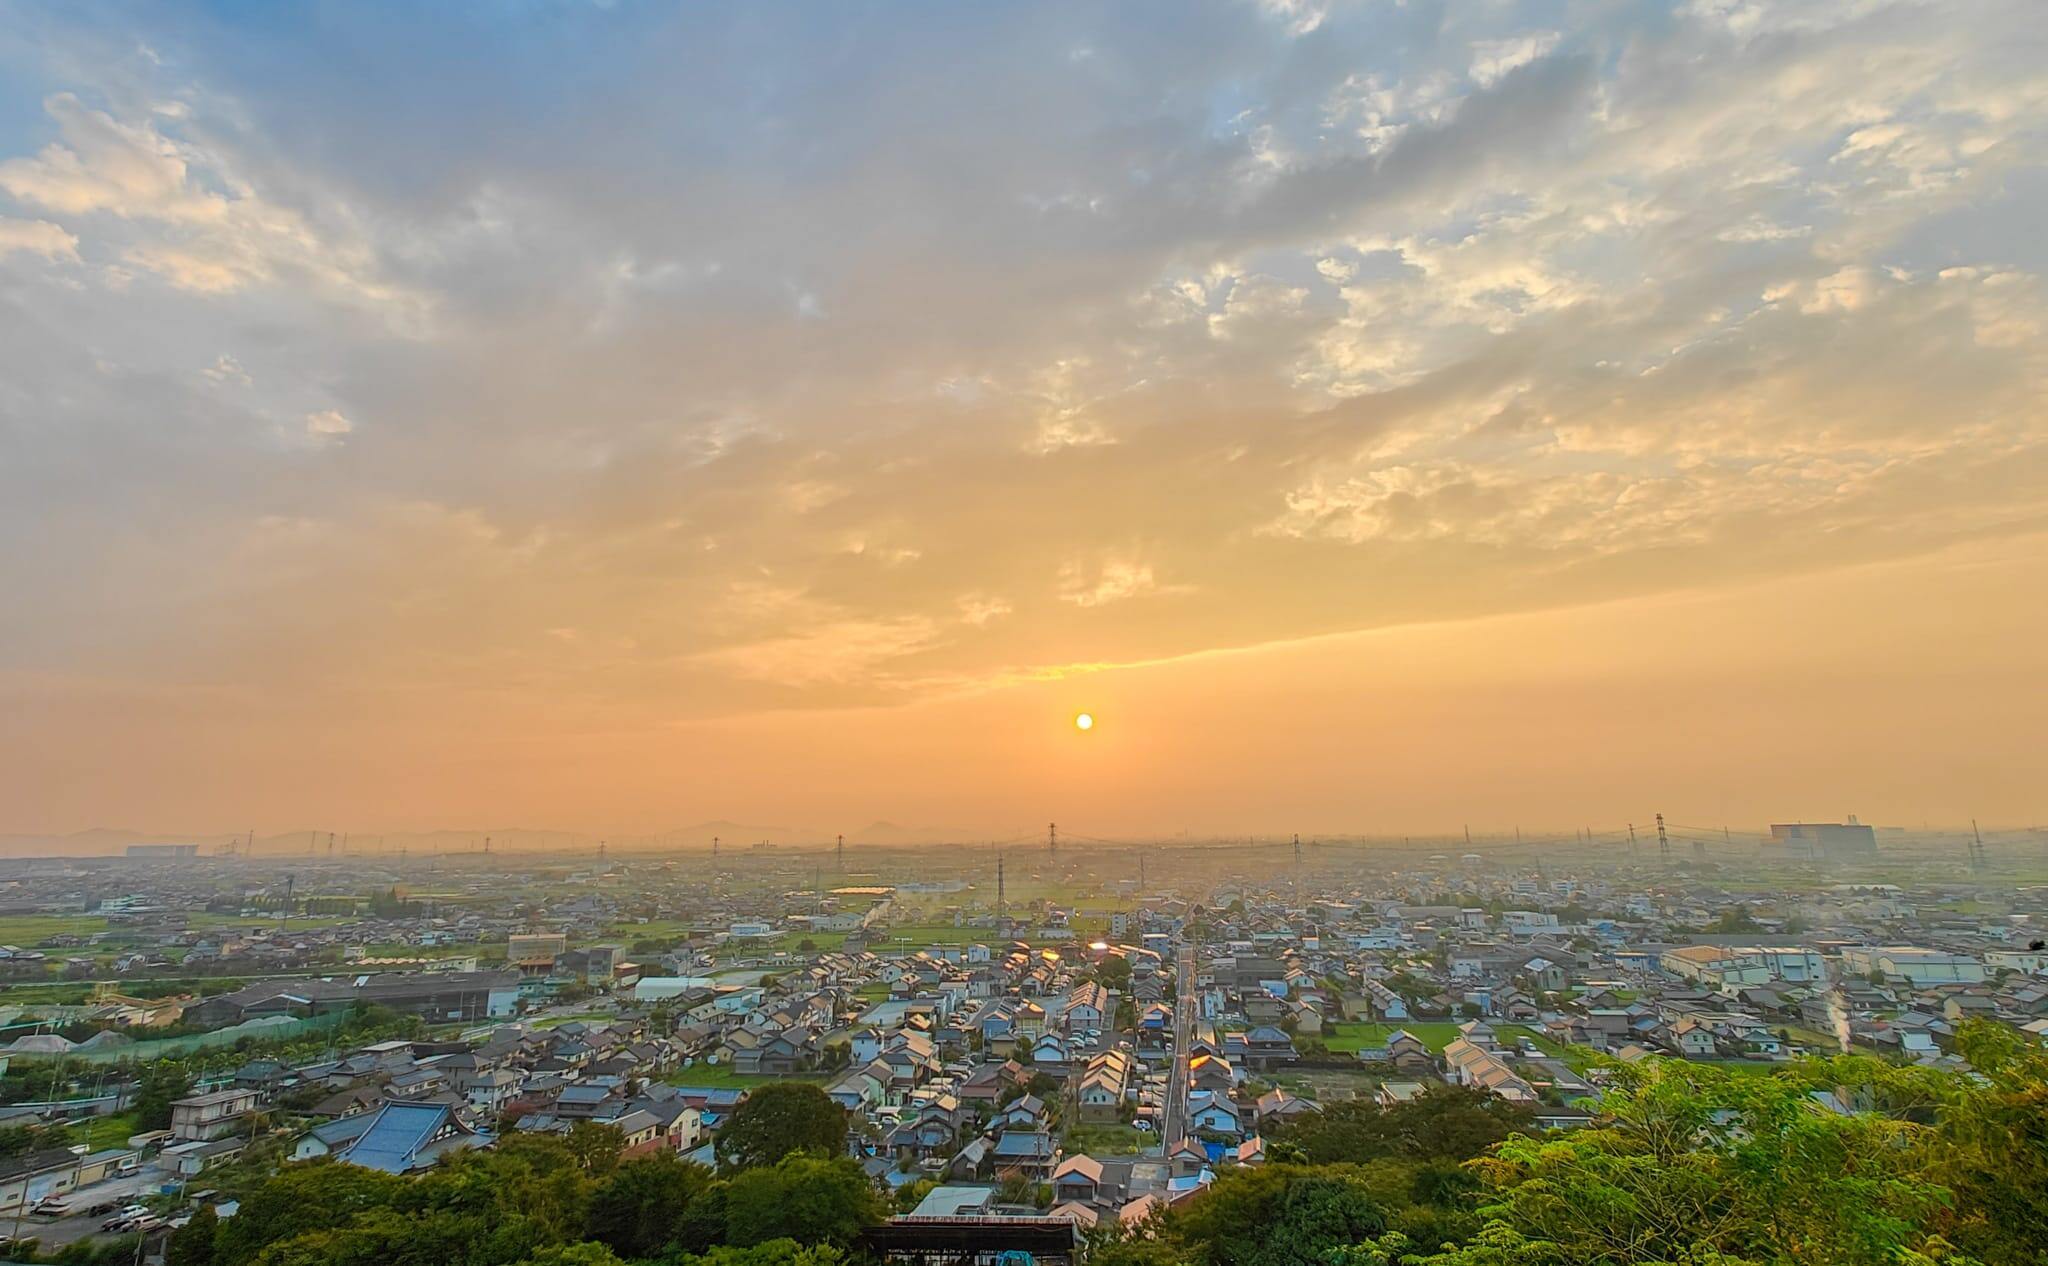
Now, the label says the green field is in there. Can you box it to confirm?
[68,1110,143,1152]
[534,1011,619,1029]
[868,924,985,949]
[1064,1123,1147,1155]
[1322,1022,1559,1055]
[0,915,111,943]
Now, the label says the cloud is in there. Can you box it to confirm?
[0,93,414,313]
[0,0,2043,741]
[0,217,78,261]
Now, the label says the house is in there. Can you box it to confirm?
[1441,1039,1536,1102]
[994,1093,1049,1132]
[1186,1090,1242,1140]
[335,1100,491,1173]
[1254,1088,1320,1126]
[991,1130,1059,1180]
[293,1112,379,1161]
[1051,1155,1107,1207]
[612,1109,666,1158]
[464,1068,523,1115]
[1666,1018,1719,1058]
[1078,1049,1134,1122]
[1242,1026,1297,1067]
[171,1087,262,1142]
[1382,1029,1434,1074]
[555,1083,621,1120]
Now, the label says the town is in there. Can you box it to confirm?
[0,822,2041,1263]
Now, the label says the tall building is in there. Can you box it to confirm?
[1765,820,1877,863]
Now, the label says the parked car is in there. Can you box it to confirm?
[101,1205,151,1231]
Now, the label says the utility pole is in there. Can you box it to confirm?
[1048,822,1057,859]
[1656,814,1671,866]
[1627,823,1637,859]
[1292,833,1302,866]
[712,835,720,858]
[1970,820,1988,873]
[837,833,845,872]
[1138,849,1146,894]
[996,851,1007,928]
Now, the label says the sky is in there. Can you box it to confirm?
[1,0,2044,842]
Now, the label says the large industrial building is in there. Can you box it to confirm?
[1763,820,1878,863]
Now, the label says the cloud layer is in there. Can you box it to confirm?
[1,0,2044,831]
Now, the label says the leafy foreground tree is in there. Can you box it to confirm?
[1099,1027,2047,1266]
[714,1083,848,1171]
[162,1024,2046,1266]
[585,1151,714,1259]
[1270,1084,1536,1166]
[1335,1048,2007,1261]
[188,1135,882,1266]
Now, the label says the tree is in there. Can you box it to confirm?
[565,1121,625,1175]
[165,1205,219,1266]
[1172,1165,1388,1266]
[215,1160,410,1264]
[133,1061,194,1131]
[1094,954,1133,990]
[1269,1085,1532,1166]
[1468,1057,1963,1266]
[514,1246,630,1266]
[1942,1019,2048,1263]
[716,1083,848,1171]
[585,1154,713,1259]
[721,1155,886,1248]
[670,1241,847,1266]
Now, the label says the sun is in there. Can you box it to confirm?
[1074,712,1095,731]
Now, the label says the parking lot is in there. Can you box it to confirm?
[10,1168,167,1252]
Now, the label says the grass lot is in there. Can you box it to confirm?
[608,919,705,943]
[663,1066,831,1090]
[356,942,486,959]
[869,924,983,949]
[0,915,111,943]
[1322,1021,1460,1052]
[1064,1123,1148,1155]
[533,1011,620,1029]
[1321,1022,1560,1055]
[0,982,95,1006]
[67,1110,143,1152]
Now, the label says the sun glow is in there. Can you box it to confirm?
[1074,712,1094,731]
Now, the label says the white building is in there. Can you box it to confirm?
[1839,947,1984,986]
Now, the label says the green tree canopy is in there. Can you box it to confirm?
[719,1155,886,1248]
[585,1153,714,1259]
[715,1083,848,1171]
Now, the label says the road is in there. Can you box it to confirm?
[1161,941,1195,1150]
[8,1167,167,1252]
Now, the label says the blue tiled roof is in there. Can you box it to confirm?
[342,1102,462,1174]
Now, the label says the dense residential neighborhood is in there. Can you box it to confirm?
[0,834,2039,1263]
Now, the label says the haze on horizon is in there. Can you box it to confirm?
[2,1,2045,840]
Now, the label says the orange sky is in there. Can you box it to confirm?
[2,3,2045,840]
[6,534,2041,839]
